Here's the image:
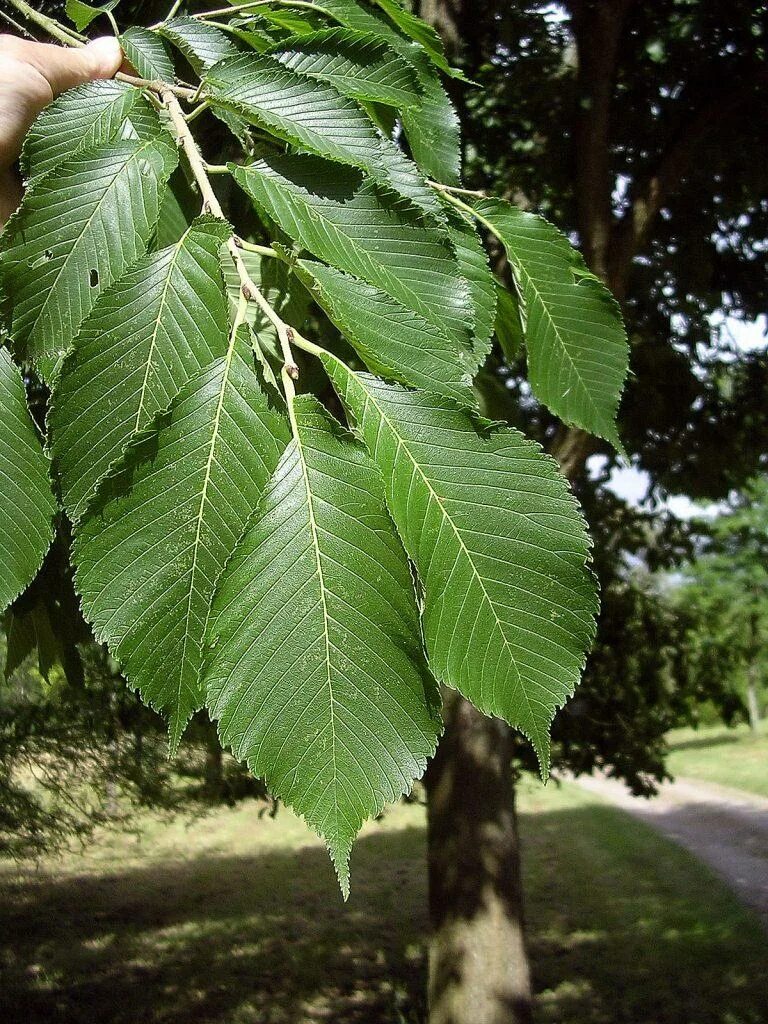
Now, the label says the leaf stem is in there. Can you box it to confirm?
[193,0,327,20]
[105,9,120,36]
[162,89,299,379]
[165,0,185,21]
[428,180,487,199]
[186,101,211,122]
[233,237,279,258]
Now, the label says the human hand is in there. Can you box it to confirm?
[0,34,122,223]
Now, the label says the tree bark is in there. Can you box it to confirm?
[416,4,535,1021]
[425,690,532,1024]
[746,673,761,734]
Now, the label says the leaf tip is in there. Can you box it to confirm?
[329,840,352,902]
[532,732,552,783]
[166,710,191,760]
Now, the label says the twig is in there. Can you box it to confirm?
[117,73,197,100]
[0,9,35,38]
[7,0,198,101]
[6,0,85,45]
[162,89,298,377]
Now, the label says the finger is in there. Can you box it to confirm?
[0,36,122,99]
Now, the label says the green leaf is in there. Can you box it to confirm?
[245,8,323,35]
[268,28,422,109]
[121,27,175,82]
[4,602,59,683]
[204,396,441,894]
[73,335,289,753]
[445,208,497,371]
[325,363,598,772]
[3,604,36,680]
[20,81,156,182]
[49,217,231,523]
[296,259,473,403]
[159,16,238,73]
[158,17,254,146]
[0,349,56,614]
[473,198,629,452]
[495,282,525,363]
[309,0,462,183]
[205,53,440,217]
[1,136,177,363]
[371,0,455,76]
[65,0,119,32]
[154,167,199,248]
[401,48,461,185]
[231,152,472,352]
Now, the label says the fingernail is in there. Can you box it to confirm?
[86,36,123,76]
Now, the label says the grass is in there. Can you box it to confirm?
[1,781,766,1024]
[667,720,768,797]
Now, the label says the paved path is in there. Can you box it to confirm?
[572,773,768,929]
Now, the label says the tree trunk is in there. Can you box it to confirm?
[746,674,761,733]
[424,690,533,1024]
[417,5,534,1022]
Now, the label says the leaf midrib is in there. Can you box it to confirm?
[134,227,192,431]
[292,419,340,834]
[173,334,237,750]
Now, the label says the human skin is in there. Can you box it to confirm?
[0,34,122,224]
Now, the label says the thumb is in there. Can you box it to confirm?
[17,36,123,99]
[79,37,124,80]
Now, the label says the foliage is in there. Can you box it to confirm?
[0,0,629,890]
[671,477,768,722]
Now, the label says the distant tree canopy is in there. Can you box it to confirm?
[670,477,768,732]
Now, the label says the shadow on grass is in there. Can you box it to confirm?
[667,733,742,754]
[1,805,767,1024]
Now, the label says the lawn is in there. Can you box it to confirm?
[667,721,768,797]
[1,781,766,1024]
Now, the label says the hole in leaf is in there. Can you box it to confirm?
[28,250,53,269]
[89,269,99,288]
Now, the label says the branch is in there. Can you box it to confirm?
[161,90,299,378]
[568,0,634,283]
[618,73,768,266]
[6,0,85,45]
[191,0,327,19]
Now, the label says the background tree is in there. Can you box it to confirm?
[672,477,768,732]
[415,3,768,1022]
